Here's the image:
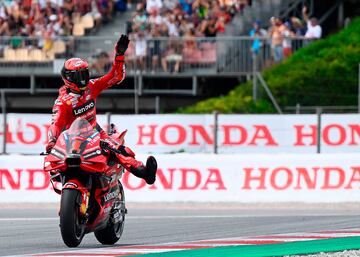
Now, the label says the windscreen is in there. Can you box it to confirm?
[66,118,97,154]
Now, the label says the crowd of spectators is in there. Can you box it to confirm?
[128,0,248,38]
[250,5,322,63]
[124,1,322,73]
[0,0,115,60]
[0,0,324,74]
[125,0,249,73]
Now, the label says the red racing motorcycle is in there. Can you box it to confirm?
[43,118,128,247]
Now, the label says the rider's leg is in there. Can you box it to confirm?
[114,148,157,185]
[97,124,157,185]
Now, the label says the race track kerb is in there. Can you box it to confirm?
[131,236,360,257]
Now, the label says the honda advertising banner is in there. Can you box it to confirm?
[1,154,360,203]
[2,113,360,154]
[110,114,215,153]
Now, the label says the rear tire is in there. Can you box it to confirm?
[95,182,126,245]
[60,189,85,247]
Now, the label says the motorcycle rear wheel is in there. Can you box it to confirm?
[60,189,85,247]
[95,182,126,245]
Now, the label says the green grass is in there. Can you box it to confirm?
[179,17,360,114]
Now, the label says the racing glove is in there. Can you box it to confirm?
[46,139,56,153]
[115,34,130,56]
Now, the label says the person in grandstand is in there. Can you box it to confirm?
[91,51,112,74]
[249,20,267,55]
[268,17,286,62]
[45,34,157,185]
[302,6,322,39]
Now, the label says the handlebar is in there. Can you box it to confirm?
[40,141,130,157]
[100,140,130,157]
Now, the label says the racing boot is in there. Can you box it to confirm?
[130,156,157,185]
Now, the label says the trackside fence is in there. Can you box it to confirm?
[0,36,313,77]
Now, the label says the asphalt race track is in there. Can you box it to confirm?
[0,204,359,256]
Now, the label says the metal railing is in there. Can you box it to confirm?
[0,36,315,77]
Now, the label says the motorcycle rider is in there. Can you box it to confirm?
[45,34,157,185]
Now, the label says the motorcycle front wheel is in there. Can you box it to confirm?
[60,189,85,247]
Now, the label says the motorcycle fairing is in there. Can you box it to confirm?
[63,179,89,216]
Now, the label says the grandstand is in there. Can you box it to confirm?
[0,0,357,114]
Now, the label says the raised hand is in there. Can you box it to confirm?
[302,5,308,14]
[115,34,130,56]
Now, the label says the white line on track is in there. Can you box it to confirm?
[0,215,255,221]
[0,213,354,222]
[132,215,261,219]
[0,218,58,221]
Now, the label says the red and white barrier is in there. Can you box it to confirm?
[2,114,360,154]
[1,153,360,203]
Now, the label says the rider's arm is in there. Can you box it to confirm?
[90,56,126,97]
[91,35,130,97]
[48,97,71,144]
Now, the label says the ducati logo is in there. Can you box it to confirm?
[64,182,78,188]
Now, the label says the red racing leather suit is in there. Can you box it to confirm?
[48,55,143,170]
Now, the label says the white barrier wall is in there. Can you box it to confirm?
[2,114,360,154]
[1,154,360,203]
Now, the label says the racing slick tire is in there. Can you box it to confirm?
[95,182,126,245]
[60,189,85,247]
